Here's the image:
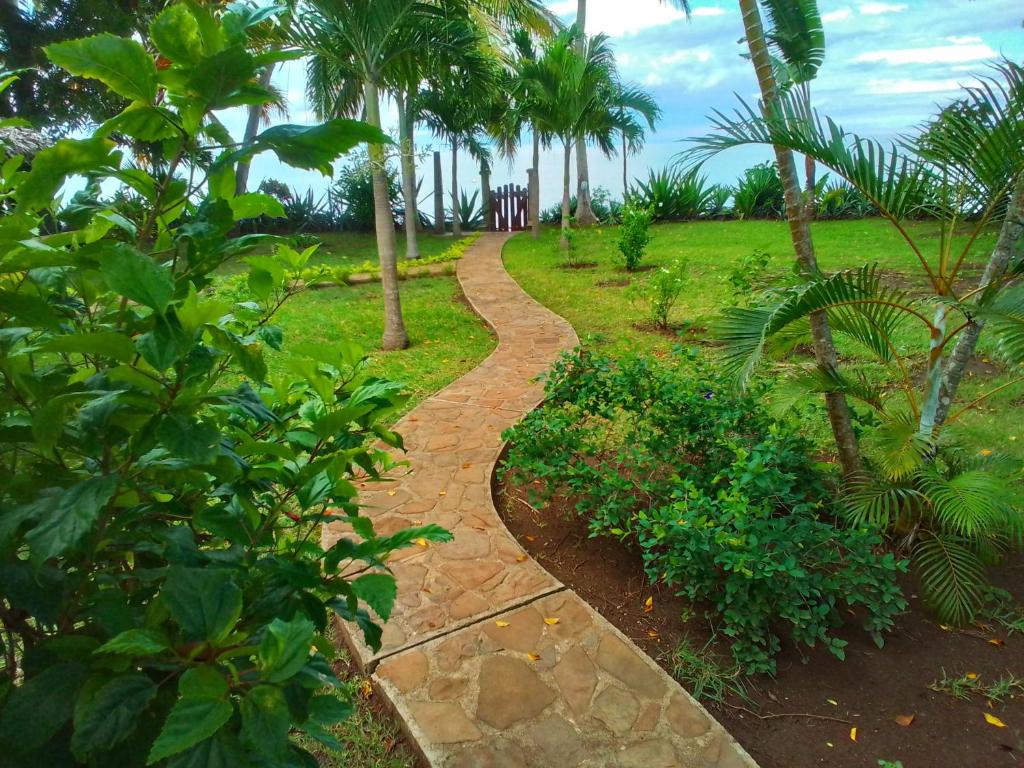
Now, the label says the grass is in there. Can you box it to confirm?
[268,275,494,416]
[503,220,1024,463]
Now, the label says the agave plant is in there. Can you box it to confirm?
[457,189,485,230]
[701,61,1024,625]
[630,167,715,221]
[816,176,877,220]
[732,162,785,219]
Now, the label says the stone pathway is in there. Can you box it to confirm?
[326,233,757,768]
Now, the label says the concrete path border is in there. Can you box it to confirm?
[326,233,758,767]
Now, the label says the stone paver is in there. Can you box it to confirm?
[328,233,757,767]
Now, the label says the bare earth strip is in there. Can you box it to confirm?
[325,232,757,767]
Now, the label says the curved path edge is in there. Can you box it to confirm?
[326,233,758,768]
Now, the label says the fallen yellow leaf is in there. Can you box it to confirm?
[414,538,428,547]
[494,620,510,628]
[527,652,541,661]
[461,462,472,469]
[989,638,1006,646]
[438,490,447,496]
[515,554,528,563]
[827,699,838,707]
[525,535,537,542]
[647,630,660,639]
[849,727,857,742]
[543,617,560,625]
[966,673,979,680]
[644,596,654,613]
[984,712,1007,728]
[825,742,833,749]
[894,714,915,727]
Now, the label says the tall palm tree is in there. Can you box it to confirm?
[296,0,439,351]
[525,27,622,245]
[683,0,859,477]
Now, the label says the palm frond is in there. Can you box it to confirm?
[842,477,926,531]
[921,467,1014,540]
[914,533,987,625]
[868,409,931,481]
[760,0,825,84]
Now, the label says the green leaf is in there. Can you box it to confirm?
[151,4,205,65]
[165,732,247,768]
[239,685,290,757]
[221,120,387,176]
[98,104,181,142]
[351,573,397,621]
[95,628,171,657]
[98,243,174,312]
[147,667,232,765]
[230,193,285,221]
[16,136,115,211]
[163,567,243,644]
[186,46,255,109]
[45,33,157,102]
[0,288,62,330]
[0,662,89,756]
[157,413,221,465]
[71,673,157,759]
[258,616,315,684]
[41,331,136,362]
[26,475,119,562]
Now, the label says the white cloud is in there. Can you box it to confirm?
[866,78,963,95]
[547,0,688,36]
[691,6,727,17]
[854,43,996,66]
[822,8,853,23]
[945,35,982,45]
[858,2,907,15]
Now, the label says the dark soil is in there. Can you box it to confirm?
[558,261,599,270]
[495,472,1024,768]
[632,321,714,343]
[596,277,631,288]
[617,264,658,274]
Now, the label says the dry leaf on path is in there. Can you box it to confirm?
[849,727,858,742]
[527,652,541,661]
[543,617,560,625]
[894,715,915,727]
[494,620,510,628]
[644,596,654,613]
[984,712,1007,728]
[515,554,528,562]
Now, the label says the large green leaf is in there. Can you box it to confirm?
[45,34,157,102]
[26,475,119,562]
[226,120,388,176]
[0,662,89,756]
[186,46,256,109]
[147,667,233,765]
[230,193,285,221]
[239,685,290,757]
[95,628,172,657]
[41,331,137,363]
[98,243,174,313]
[99,104,182,142]
[258,616,315,683]
[16,137,116,211]
[157,413,221,465]
[151,4,205,65]
[351,573,397,621]
[163,568,243,644]
[71,673,157,759]
[914,533,987,626]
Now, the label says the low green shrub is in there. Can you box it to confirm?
[733,162,785,219]
[502,350,907,673]
[628,258,689,328]
[616,202,653,271]
[724,247,772,304]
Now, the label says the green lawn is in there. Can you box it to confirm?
[503,219,1024,463]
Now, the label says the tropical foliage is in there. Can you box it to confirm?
[0,8,451,766]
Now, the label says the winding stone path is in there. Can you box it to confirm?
[326,233,757,768]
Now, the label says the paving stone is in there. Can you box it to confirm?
[553,645,598,717]
[617,738,680,768]
[666,692,711,737]
[596,634,667,701]
[407,700,482,744]
[376,650,428,694]
[476,656,557,729]
[592,686,641,735]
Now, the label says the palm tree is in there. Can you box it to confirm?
[296,0,444,351]
[525,27,622,245]
[612,80,661,198]
[695,0,861,478]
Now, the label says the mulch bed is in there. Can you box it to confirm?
[495,472,1024,768]
[558,261,599,270]
[596,277,631,288]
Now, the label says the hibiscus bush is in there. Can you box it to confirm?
[0,5,448,766]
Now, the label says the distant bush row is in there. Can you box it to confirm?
[542,163,880,225]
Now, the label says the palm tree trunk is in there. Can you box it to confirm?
[480,160,491,232]
[395,91,420,259]
[561,139,572,246]
[531,127,541,239]
[451,138,462,237]
[573,0,597,227]
[739,0,862,478]
[622,128,629,200]
[235,63,276,196]
[935,175,1024,429]
[364,80,409,351]
[433,151,445,235]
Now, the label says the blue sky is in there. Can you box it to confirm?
[227,0,1024,210]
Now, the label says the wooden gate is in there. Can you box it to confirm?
[489,184,529,232]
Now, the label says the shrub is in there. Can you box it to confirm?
[733,162,785,219]
[630,167,716,221]
[502,350,907,673]
[628,258,689,328]
[724,247,772,304]
[333,150,401,231]
[816,177,878,219]
[616,201,654,271]
[0,8,447,766]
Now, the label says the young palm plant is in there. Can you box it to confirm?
[697,61,1024,625]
